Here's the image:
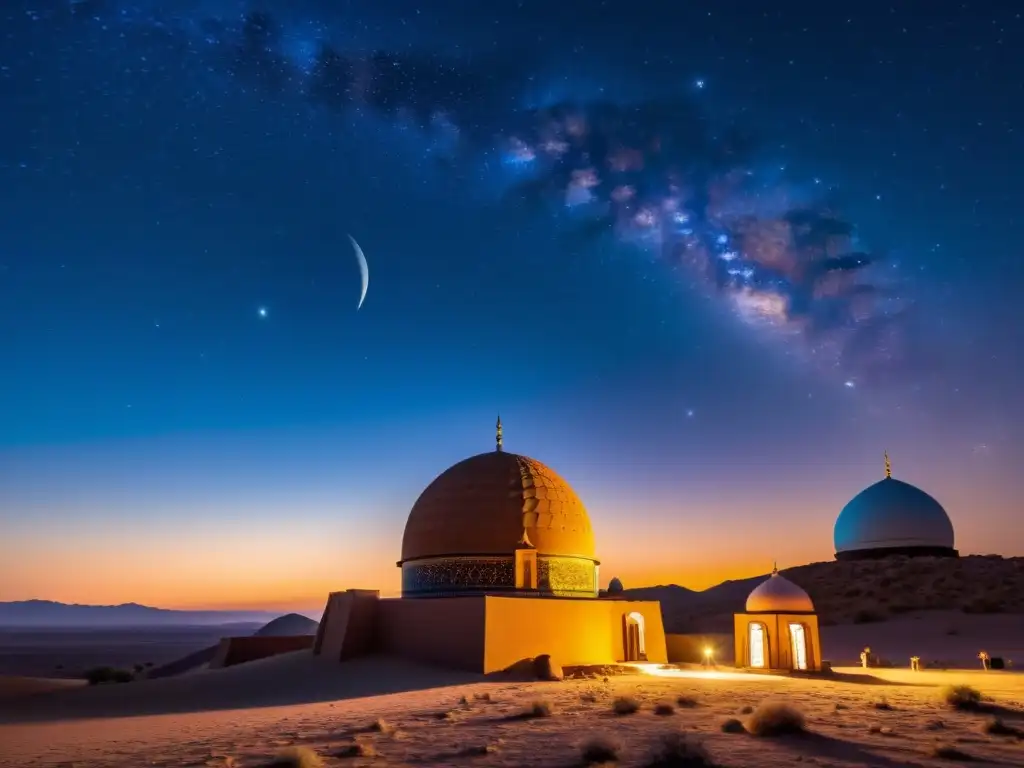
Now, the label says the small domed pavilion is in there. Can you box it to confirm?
[733,565,822,672]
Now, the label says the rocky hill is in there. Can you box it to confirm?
[628,555,1024,633]
[253,613,319,637]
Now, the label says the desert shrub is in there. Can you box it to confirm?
[331,742,376,759]
[460,743,499,756]
[511,700,552,719]
[930,743,974,761]
[262,747,323,768]
[473,691,491,702]
[580,735,621,765]
[365,718,392,733]
[644,731,716,767]
[874,697,893,710]
[675,695,699,708]
[942,685,982,711]
[84,666,133,685]
[612,696,641,715]
[654,702,675,716]
[580,691,600,703]
[720,718,745,734]
[745,701,806,737]
[738,705,753,714]
[982,717,1021,737]
[962,598,1004,614]
[435,709,458,721]
[852,609,884,624]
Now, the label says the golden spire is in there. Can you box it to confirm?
[496,414,503,452]
[772,561,779,576]
[884,450,892,479]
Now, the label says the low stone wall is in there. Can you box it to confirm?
[665,633,733,664]
[210,635,315,669]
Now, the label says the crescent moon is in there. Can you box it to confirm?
[348,234,369,310]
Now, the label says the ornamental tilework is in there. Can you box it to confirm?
[538,555,597,597]
[402,557,515,596]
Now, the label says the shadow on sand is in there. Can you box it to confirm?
[778,731,932,767]
[0,652,486,724]
[825,671,933,688]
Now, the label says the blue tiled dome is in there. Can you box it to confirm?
[834,477,955,558]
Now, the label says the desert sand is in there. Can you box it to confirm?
[2,648,1023,768]
[0,625,259,679]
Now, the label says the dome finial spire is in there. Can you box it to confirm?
[496,414,503,452]
[884,450,892,479]
[772,561,779,576]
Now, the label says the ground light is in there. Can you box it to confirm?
[633,663,781,682]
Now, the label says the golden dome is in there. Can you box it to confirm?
[745,570,815,614]
[400,451,596,563]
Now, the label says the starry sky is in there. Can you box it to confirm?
[2,1,1023,612]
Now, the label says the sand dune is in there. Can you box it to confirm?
[2,656,1023,767]
[0,651,484,723]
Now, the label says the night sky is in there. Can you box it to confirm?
[2,1,1022,611]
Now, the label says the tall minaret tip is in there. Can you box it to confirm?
[884,450,892,479]
[772,561,779,576]
[496,414,503,452]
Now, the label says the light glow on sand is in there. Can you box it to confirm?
[634,663,782,681]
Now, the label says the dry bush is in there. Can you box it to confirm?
[720,718,745,734]
[435,710,459,721]
[675,695,699,708]
[612,696,641,715]
[643,731,717,767]
[738,705,753,714]
[261,747,323,768]
[930,743,975,761]
[330,742,376,759]
[874,697,893,710]
[942,685,983,711]
[654,702,676,716]
[365,718,392,734]
[982,717,1022,737]
[473,691,492,702]
[745,701,806,737]
[580,735,621,765]
[460,743,500,756]
[580,691,600,703]
[510,699,553,720]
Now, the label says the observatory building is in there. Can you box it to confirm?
[733,565,822,672]
[314,418,667,673]
[833,453,957,561]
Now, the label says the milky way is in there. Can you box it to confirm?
[66,3,921,389]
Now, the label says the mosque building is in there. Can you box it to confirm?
[833,452,957,561]
[314,418,668,673]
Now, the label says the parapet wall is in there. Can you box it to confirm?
[208,635,315,669]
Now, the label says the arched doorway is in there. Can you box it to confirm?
[748,622,767,668]
[788,623,808,670]
[623,612,647,662]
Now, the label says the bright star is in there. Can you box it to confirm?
[695,79,705,89]
[258,307,268,318]
[686,409,695,418]
[844,380,855,389]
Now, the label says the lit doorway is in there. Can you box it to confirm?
[789,623,808,670]
[624,612,646,662]
[748,623,766,668]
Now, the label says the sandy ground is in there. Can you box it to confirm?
[2,653,1023,768]
[0,626,258,678]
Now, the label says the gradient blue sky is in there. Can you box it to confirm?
[1,1,1022,611]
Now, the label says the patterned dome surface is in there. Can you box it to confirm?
[400,451,596,562]
[834,477,954,555]
[745,571,815,613]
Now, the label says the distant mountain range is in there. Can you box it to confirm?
[0,600,306,627]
